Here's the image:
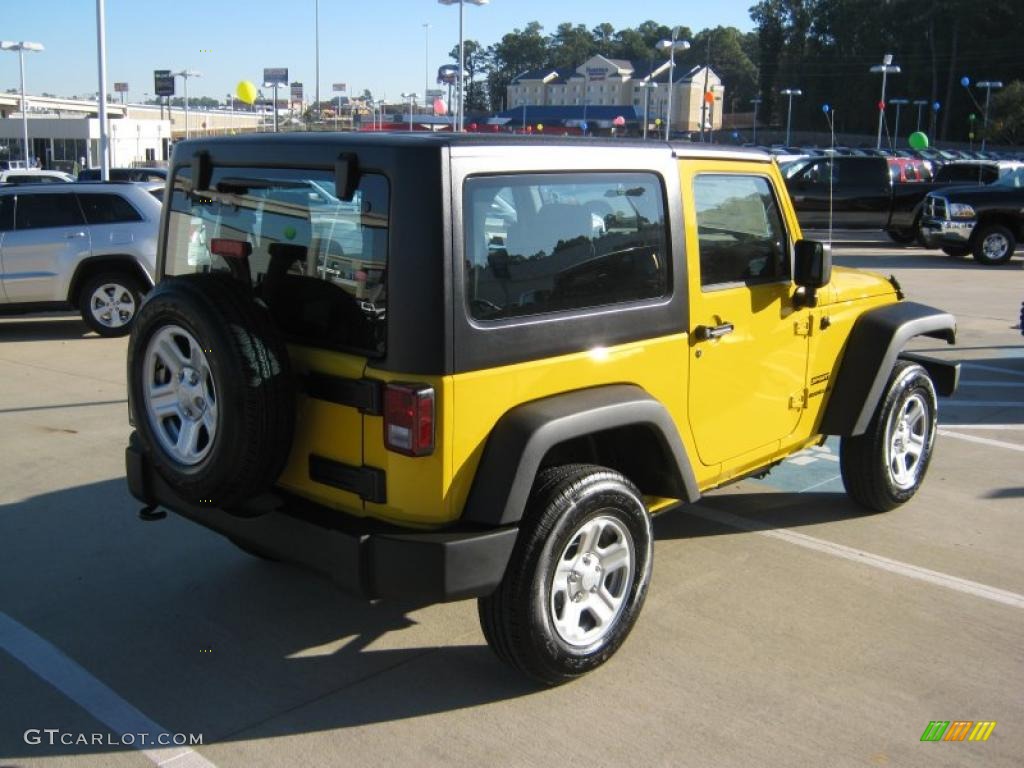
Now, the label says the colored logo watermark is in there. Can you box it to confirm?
[920,721,996,742]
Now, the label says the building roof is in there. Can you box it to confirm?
[511,67,578,85]
[496,105,641,124]
[511,62,717,87]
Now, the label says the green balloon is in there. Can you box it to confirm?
[908,131,929,150]
[283,226,297,240]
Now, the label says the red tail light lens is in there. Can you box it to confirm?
[209,238,252,260]
[384,384,434,456]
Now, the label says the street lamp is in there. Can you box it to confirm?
[780,88,802,146]
[422,23,430,107]
[438,0,488,133]
[750,96,762,144]
[912,98,929,132]
[976,81,1003,152]
[401,92,417,131]
[0,41,44,166]
[173,69,201,139]
[870,54,900,150]
[889,98,909,148]
[314,0,320,125]
[657,29,690,141]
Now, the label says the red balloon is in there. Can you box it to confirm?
[468,122,478,132]
[613,115,625,126]
[704,91,714,104]
[878,100,885,110]
[433,98,446,116]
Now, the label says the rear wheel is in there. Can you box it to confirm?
[79,272,144,337]
[840,362,937,512]
[127,273,295,509]
[972,224,1016,265]
[478,464,652,686]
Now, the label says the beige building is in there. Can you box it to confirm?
[507,55,724,132]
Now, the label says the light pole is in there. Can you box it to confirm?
[750,96,762,144]
[640,81,657,139]
[977,81,1003,152]
[438,0,488,133]
[402,93,417,131]
[314,0,320,125]
[889,98,909,148]
[657,29,690,141]
[174,69,201,139]
[1,41,44,166]
[262,81,280,132]
[870,54,900,150]
[422,23,430,107]
[913,98,929,132]
[780,88,802,146]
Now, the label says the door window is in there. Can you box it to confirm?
[77,193,144,224]
[693,175,789,288]
[0,196,12,232]
[13,194,86,230]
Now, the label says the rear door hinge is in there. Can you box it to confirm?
[794,316,814,337]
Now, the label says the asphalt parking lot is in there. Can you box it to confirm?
[1,233,1022,768]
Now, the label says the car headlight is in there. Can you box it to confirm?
[948,203,976,218]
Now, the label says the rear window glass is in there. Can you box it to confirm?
[14,193,85,229]
[464,172,669,321]
[77,193,143,224]
[164,167,389,357]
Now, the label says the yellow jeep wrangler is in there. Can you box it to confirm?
[125,134,958,685]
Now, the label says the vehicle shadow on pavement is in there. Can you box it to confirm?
[0,317,95,342]
[0,479,538,760]
[652,490,872,542]
[836,250,1024,271]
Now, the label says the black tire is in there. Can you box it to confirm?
[79,271,145,337]
[886,228,916,246]
[941,245,970,257]
[478,464,653,686]
[972,224,1016,265]
[840,362,937,512]
[127,273,295,509]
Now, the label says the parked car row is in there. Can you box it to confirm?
[0,167,167,185]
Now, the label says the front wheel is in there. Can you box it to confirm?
[478,464,653,686]
[840,362,937,512]
[79,272,144,337]
[972,224,1016,265]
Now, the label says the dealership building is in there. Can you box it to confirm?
[507,55,724,132]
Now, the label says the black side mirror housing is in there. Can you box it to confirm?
[793,239,832,307]
[335,152,360,202]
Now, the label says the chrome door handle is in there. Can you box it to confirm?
[64,231,87,239]
[694,323,734,341]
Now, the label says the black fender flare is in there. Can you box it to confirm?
[819,301,957,436]
[461,384,700,527]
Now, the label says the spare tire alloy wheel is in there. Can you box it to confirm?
[143,325,217,466]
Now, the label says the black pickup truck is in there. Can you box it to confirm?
[920,166,1024,265]
[784,156,1014,244]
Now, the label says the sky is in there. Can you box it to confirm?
[1,0,755,105]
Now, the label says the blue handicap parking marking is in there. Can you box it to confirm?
[747,436,845,494]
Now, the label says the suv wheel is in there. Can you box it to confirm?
[840,362,937,512]
[127,273,295,509]
[972,224,1016,265]
[79,272,144,337]
[478,464,652,686]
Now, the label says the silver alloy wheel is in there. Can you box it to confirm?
[982,232,1010,261]
[550,514,635,647]
[89,282,136,329]
[886,392,929,490]
[142,325,218,466]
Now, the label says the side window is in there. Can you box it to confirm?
[77,193,144,224]
[464,172,669,320]
[13,194,85,230]
[694,174,789,288]
[800,159,834,185]
[0,196,13,232]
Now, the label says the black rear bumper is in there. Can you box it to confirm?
[125,434,517,602]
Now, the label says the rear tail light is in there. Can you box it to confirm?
[209,238,252,260]
[384,384,434,456]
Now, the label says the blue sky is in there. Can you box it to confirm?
[2,0,755,104]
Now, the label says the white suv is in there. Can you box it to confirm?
[0,182,160,336]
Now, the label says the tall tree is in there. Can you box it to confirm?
[485,21,548,111]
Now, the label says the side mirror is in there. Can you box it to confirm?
[793,239,831,307]
[335,152,360,202]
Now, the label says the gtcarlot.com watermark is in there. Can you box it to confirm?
[24,729,203,747]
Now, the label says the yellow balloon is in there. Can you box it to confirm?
[236,80,258,105]
[537,124,543,132]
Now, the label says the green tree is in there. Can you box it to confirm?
[485,21,549,111]
[550,23,597,68]
[991,80,1024,145]
[450,39,489,111]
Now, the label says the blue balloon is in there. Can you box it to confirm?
[579,121,588,132]
[960,76,970,88]
[822,103,830,113]
[933,101,941,111]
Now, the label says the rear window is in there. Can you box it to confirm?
[464,172,669,321]
[164,166,389,357]
[77,193,143,224]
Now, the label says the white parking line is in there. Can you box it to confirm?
[0,612,216,767]
[685,506,1024,610]
[938,429,1024,453]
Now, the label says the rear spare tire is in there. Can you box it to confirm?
[127,273,295,509]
